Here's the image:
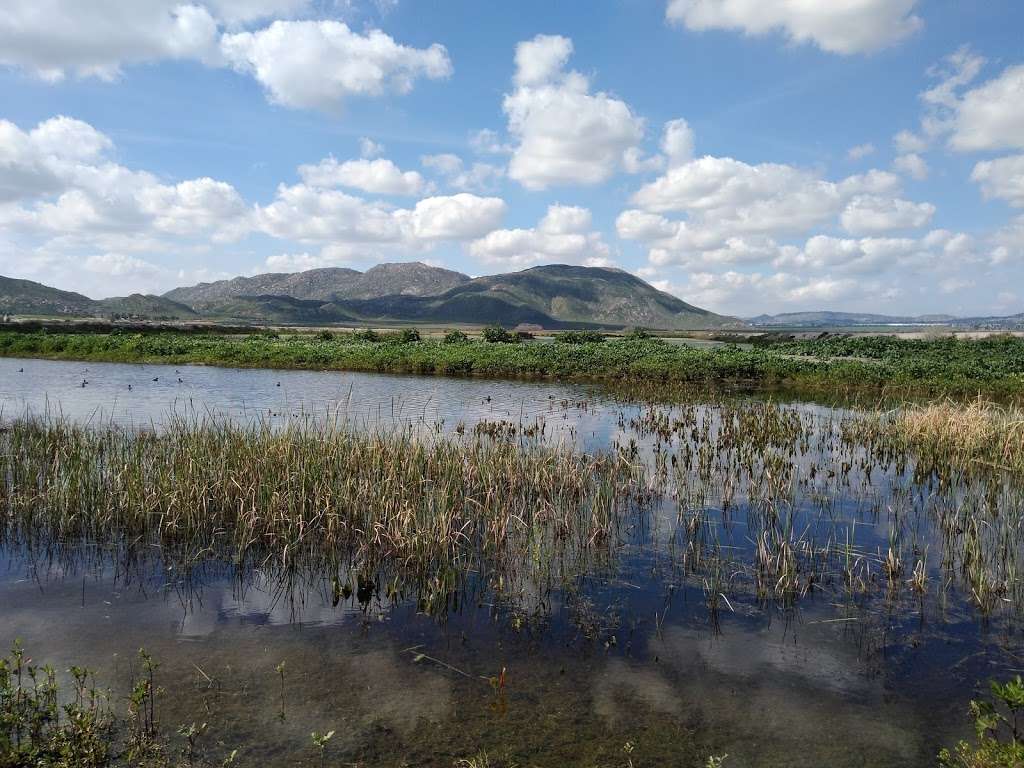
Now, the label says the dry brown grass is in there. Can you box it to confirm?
[891,399,1024,472]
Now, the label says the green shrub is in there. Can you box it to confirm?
[1,330,1022,396]
[555,330,605,344]
[397,328,421,343]
[940,676,1024,768]
[352,329,380,342]
[482,326,518,344]
[0,642,224,767]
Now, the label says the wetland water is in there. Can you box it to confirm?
[1,356,1021,766]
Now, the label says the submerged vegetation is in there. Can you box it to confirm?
[1,329,1023,395]
[0,415,646,603]
[3,395,1024,621]
[4,379,1024,764]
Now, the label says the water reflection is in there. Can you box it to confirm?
[1,356,1020,765]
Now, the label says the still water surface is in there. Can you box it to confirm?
[0,356,1017,766]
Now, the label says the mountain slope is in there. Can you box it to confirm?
[165,262,470,305]
[100,294,198,319]
[0,277,197,320]
[456,265,726,329]
[331,265,731,330]
[0,276,97,316]
[2,264,736,329]
[189,295,357,324]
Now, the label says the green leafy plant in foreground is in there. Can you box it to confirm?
[940,676,1024,767]
[0,640,115,767]
[0,642,235,767]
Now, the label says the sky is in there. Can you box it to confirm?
[1,0,1022,317]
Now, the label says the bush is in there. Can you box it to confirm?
[940,676,1024,767]
[444,329,469,344]
[555,330,605,344]
[481,326,518,344]
[624,327,652,340]
[316,330,334,341]
[397,328,421,343]
[352,329,380,343]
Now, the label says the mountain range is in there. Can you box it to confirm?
[0,263,736,330]
[749,310,1024,330]
[6,265,1021,332]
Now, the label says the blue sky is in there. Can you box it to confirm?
[1,0,1022,316]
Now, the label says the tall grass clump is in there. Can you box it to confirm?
[0,415,647,594]
[890,400,1024,474]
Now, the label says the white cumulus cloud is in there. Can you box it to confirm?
[846,143,876,161]
[503,34,646,190]
[470,204,612,268]
[972,155,1024,208]
[951,64,1024,152]
[628,156,905,252]
[665,0,922,55]
[421,154,505,192]
[0,0,223,81]
[221,20,452,112]
[840,195,935,235]
[408,194,506,240]
[298,157,425,196]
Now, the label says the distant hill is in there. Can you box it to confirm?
[749,311,958,328]
[177,264,737,330]
[2,263,736,329]
[186,295,357,324]
[99,294,198,319]
[749,310,1024,331]
[0,276,97,317]
[164,262,470,305]
[0,276,198,320]
[954,312,1024,330]
[6,268,1021,332]
[336,264,728,330]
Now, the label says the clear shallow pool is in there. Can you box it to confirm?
[1,356,1019,767]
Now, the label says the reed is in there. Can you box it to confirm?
[889,399,1024,473]
[0,414,647,604]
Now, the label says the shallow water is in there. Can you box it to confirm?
[1,355,1021,766]
[0,355,609,439]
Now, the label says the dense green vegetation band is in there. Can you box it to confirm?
[1,330,1023,395]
